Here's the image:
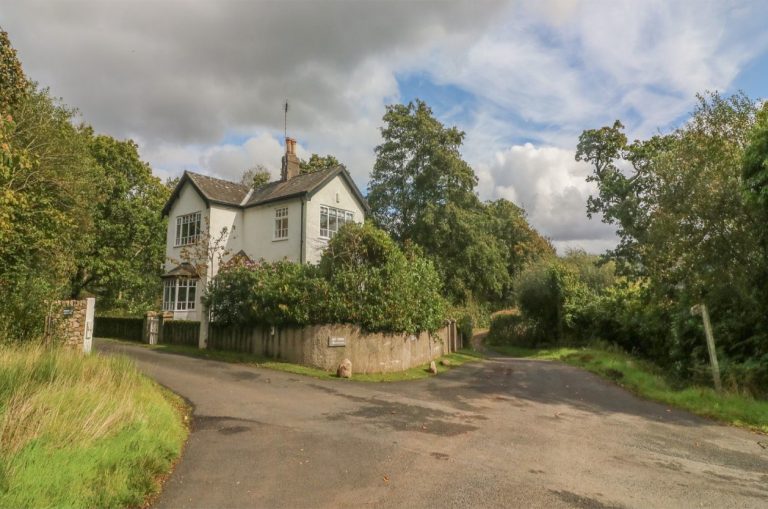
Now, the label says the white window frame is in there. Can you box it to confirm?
[320,205,354,239]
[175,211,201,246]
[163,278,197,311]
[274,207,289,240]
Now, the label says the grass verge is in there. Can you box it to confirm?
[104,339,484,382]
[0,343,189,508]
[492,344,768,434]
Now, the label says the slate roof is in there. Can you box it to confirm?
[161,262,198,278]
[162,166,369,215]
[186,172,249,206]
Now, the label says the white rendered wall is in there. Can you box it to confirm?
[164,182,208,320]
[207,204,242,278]
[304,175,366,264]
[242,198,303,263]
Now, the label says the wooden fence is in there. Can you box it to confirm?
[94,316,143,342]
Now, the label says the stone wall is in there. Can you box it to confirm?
[45,299,94,351]
[208,321,459,373]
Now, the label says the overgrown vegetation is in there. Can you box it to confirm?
[367,99,554,323]
[487,93,768,398]
[206,222,447,333]
[0,343,188,508]
[492,344,768,434]
[0,29,168,340]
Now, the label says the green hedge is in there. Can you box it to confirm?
[205,223,447,333]
[94,316,143,342]
[486,311,546,348]
[161,320,199,347]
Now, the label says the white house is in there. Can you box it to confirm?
[161,137,369,320]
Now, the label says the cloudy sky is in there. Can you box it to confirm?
[3,0,767,252]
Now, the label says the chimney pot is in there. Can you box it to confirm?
[281,137,300,181]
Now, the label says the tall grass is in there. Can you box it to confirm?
[0,344,188,508]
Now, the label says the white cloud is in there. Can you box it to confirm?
[475,143,615,253]
[2,0,767,254]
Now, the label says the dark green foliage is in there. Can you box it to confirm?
[206,223,447,333]
[0,31,169,339]
[486,311,542,348]
[457,315,473,345]
[93,317,143,342]
[536,92,768,395]
[0,29,27,112]
[70,134,169,312]
[206,262,330,327]
[300,154,340,175]
[161,320,199,347]
[368,100,553,308]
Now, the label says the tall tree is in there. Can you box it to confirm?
[368,100,478,243]
[0,29,26,112]
[300,154,340,175]
[369,100,551,306]
[240,164,271,188]
[69,133,169,312]
[0,31,103,338]
[577,92,765,361]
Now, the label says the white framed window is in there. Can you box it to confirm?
[163,278,197,311]
[175,212,201,246]
[274,207,288,240]
[320,205,354,238]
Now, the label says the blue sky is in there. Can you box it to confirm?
[2,0,767,253]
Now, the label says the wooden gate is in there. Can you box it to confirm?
[146,315,160,345]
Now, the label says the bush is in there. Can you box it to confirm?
[205,262,328,327]
[457,315,473,345]
[0,271,58,343]
[486,309,546,347]
[515,259,590,342]
[206,223,447,333]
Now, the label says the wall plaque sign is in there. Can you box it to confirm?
[328,337,346,347]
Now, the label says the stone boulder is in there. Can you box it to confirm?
[337,358,352,378]
[428,361,438,374]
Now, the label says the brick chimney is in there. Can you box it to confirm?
[281,137,300,181]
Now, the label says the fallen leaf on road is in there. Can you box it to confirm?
[758,441,768,450]
[383,475,390,482]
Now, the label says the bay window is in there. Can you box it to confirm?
[163,278,197,311]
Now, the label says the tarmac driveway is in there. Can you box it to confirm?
[96,340,768,509]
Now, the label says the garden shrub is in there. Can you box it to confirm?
[205,223,447,333]
[205,262,329,327]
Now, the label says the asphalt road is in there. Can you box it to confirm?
[96,340,768,509]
